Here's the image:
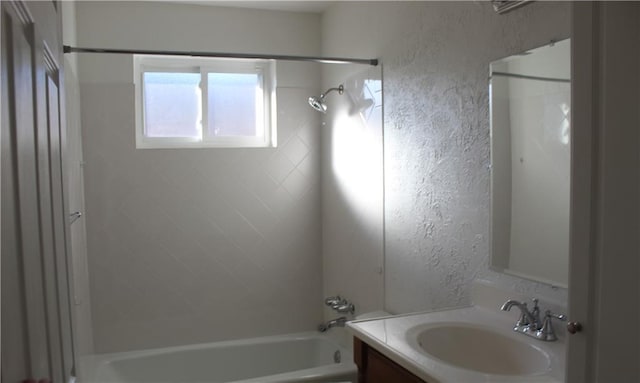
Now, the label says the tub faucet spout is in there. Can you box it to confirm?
[318,317,348,332]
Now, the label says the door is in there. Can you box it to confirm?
[1,1,75,382]
[568,2,640,382]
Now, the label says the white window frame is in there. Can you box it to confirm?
[133,55,277,149]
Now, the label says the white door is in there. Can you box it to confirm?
[568,2,640,382]
[1,1,74,382]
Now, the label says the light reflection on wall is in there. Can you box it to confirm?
[322,68,384,320]
[331,78,383,230]
[560,102,570,145]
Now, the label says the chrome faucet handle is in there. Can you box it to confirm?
[324,296,342,306]
[539,310,567,341]
[334,303,355,314]
[545,310,567,321]
[330,299,348,308]
[530,298,541,327]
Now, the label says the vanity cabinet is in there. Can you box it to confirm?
[353,337,427,383]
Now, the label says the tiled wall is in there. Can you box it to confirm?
[77,2,324,353]
[321,1,570,315]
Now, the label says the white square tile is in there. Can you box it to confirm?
[282,169,310,200]
[282,135,310,167]
[265,151,296,186]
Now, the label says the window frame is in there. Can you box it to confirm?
[133,55,277,149]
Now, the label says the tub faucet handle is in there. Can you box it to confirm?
[324,296,342,306]
[334,303,355,314]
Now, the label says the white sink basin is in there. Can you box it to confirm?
[410,323,550,376]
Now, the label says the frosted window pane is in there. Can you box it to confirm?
[208,73,261,137]
[144,73,201,138]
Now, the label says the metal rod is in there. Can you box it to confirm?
[492,0,533,15]
[63,45,379,66]
[491,71,570,83]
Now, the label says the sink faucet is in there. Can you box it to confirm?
[318,317,347,332]
[501,298,565,341]
[501,299,540,328]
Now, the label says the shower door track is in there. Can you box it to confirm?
[63,45,379,66]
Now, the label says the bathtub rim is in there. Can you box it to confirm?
[79,331,356,383]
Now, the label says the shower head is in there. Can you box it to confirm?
[308,96,327,113]
[308,84,344,113]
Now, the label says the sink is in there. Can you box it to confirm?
[410,323,550,376]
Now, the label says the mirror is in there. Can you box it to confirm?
[489,39,571,287]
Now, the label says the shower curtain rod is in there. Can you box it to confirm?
[491,71,570,83]
[63,45,379,66]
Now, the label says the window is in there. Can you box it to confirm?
[134,55,276,148]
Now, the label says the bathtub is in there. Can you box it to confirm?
[79,332,357,383]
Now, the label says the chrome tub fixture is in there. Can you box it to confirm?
[318,317,348,333]
[324,295,355,315]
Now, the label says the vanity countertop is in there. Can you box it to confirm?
[347,305,566,383]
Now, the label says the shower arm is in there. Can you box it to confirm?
[321,85,344,99]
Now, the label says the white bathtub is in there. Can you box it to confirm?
[79,332,357,383]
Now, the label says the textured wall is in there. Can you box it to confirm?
[77,2,324,352]
[322,1,570,315]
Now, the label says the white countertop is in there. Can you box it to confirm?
[347,305,566,383]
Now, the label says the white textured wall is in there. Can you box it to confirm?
[322,1,570,315]
[77,1,323,352]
